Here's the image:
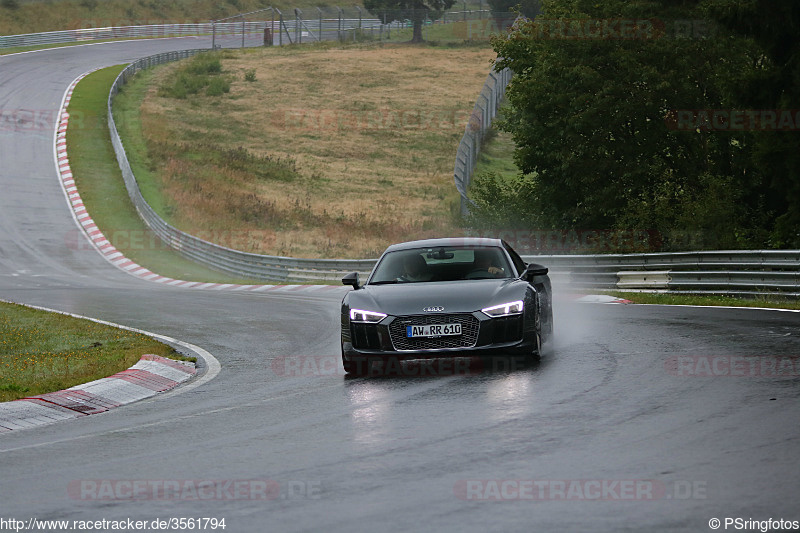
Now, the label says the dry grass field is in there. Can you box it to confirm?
[127,44,495,258]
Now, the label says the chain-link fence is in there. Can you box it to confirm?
[454,65,513,216]
[1,8,516,49]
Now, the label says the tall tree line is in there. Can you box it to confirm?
[470,0,800,251]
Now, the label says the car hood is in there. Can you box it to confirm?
[347,279,527,316]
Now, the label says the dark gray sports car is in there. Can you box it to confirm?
[340,238,553,374]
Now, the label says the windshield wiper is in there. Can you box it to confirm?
[369,280,400,285]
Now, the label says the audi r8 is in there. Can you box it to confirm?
[340,238,553,374]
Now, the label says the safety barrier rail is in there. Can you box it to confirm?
[526,251,800,297]
[104,49,800,294]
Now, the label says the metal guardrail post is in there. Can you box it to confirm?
[271,8,276,46]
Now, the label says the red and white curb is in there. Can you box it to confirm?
[54,71,346,296]
[0,300,221,434]
[0,355,195,433]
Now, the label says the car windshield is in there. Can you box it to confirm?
[369,246,513,284]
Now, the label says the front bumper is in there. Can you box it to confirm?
[342,311,537,362]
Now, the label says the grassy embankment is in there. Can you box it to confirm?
[117,42,496,259]
[67,65,266,283]
[0,301,186,402]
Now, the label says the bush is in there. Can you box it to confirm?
[205,76,230,96]
[186,53,222,75]
[244,69,257,82]
[159,53,229,99]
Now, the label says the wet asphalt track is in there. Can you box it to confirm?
[1,37,799,532]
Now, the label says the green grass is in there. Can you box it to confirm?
[0,39,123,56]
[66,65,267,284]
[0,301,189,402]
[605,291,800,310]
[472,125,519,181]
[0,35,205,56]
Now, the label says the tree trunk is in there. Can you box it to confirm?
[411,11,425,42]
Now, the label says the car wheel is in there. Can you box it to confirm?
[533,330,543,358]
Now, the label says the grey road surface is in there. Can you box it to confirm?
[1,37,799,532]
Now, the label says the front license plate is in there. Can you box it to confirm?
[406,323,462,338]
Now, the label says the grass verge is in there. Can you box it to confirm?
[605,291,800,310]
[0,301,189,402]
[471,125,518,182]
[66,65,266,284]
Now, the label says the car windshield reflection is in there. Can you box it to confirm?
[369,247,513,284]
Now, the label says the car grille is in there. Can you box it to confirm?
[389,314,480,351]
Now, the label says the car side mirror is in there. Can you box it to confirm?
[524,263,548,282]
[342,272,360,289]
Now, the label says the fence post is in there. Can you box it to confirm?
[277,9,283,45]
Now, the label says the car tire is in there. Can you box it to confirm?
[526,329,542,361]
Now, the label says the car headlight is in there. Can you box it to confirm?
[349,309,387,323]
[481,300,524,317]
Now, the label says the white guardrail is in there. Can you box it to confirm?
[0,20,381,49]
[105,51,800,294]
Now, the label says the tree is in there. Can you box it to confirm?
[475,0,777,250]
[486,0,540,19]
[703,0,800,247]
[364,0,456,42]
